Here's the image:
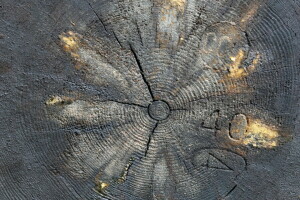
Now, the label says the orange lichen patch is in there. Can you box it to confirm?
[243,119,279,148]
[59,31,81,58]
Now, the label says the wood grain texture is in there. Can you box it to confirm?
[0,0,299,199]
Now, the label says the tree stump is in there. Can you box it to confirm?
[0,0,299,199]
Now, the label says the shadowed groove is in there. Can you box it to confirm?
[129,44,155,101]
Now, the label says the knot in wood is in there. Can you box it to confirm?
[148,100,170,121]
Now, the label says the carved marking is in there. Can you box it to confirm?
[208,153,233,171]
[202,110,219,129]
[230,114,248,140]
[193,149,245,172]
[224,184,237,198]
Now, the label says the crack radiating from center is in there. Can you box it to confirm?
[85,0,108,32]
[144,122,159,157]
[129,44,155,101]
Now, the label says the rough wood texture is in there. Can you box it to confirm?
[0,0,300,199]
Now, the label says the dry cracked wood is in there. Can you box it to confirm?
[0,0,300,200]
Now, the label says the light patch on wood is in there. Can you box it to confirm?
[45,96,73,105]
[94,172,110,194]
[228,49,247,78]
[226,50,261,79]
[230,114,248,140]
[156,0,186,48]
[58,31,131,89]
[243,119,279,148]
[56,100,127,126]
[168,0,186,12]
[240,3,260,29]
[224,81,254,95]
[218,51,260,95]
[95,181,109,194]
[229,115,279,148]
[46,96,63,105]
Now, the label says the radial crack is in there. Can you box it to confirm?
[85,1,124,47]
[85,0,108,32]
[129,44,155,101]
[103,100,148,108]
[171,108,188,111]
[135,21,144,46]
[244,31,252,47]
[144,122,159,157]
[112,30,122,47]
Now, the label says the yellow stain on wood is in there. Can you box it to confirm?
[229,115,280,148]
[59,31,80,58]
[225,81,253,95]
[227,50,261,79]
[228,49,247,78]
[217,51,261,95]
[59,31,88,70]
[45,96,73,105]
[95,182,109,193]
[94,172,110,194]
[46,96,63,105]
[178,35,185,45]
[243,119,279,148]
[159,0,186,13]
[168,0,186,11]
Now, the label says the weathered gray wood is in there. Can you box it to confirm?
[0,0,300,199]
